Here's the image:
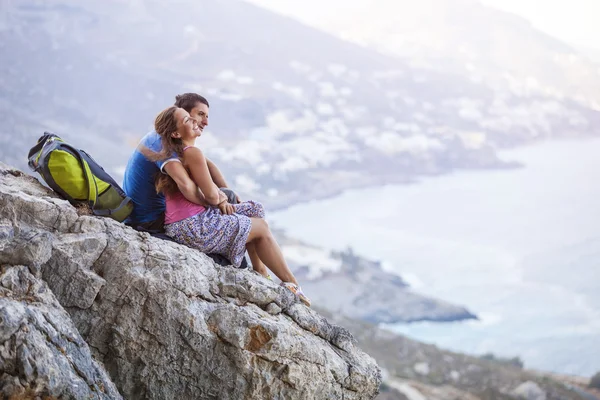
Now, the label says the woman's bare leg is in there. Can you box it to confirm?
[247,218,298,285]
[246,242,268,277]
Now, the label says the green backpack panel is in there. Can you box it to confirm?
[27,132,133,222]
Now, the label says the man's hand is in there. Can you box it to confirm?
[235,193,242,203]
[218,201,235,215]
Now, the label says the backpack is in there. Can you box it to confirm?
[27,132,133,222]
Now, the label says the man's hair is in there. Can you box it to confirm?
[174,93,209,113]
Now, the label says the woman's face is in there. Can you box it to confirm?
[173,108,201,141]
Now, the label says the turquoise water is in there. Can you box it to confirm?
[270,138,600,376]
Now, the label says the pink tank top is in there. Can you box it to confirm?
[164,146,207,224]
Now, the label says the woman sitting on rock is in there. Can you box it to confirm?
[148,106,310,307]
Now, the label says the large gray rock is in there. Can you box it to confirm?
[0,265,122,399]
[0,163,381,399]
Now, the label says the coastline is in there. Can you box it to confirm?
[264,158,522,212]
[262,134,600,213]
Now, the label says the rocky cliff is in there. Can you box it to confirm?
[0,162,381,399]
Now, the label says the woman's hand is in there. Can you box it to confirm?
[218,201,235,215]
[218,190,228,204]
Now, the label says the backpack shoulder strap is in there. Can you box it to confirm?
[92,197,133,217]
[56,142,99,210]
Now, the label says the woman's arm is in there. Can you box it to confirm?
[164,161,207,205]
[183,148,223,206]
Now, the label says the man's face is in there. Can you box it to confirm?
[189,102,209,133]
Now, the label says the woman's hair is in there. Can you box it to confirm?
[140,106,185,195]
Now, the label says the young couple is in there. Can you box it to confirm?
[122,93,310,306]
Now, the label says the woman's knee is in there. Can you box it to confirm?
[248,218,268,241]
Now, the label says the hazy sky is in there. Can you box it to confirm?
[248,0,600,51]
[482,0,600,49]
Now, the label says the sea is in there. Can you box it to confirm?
[270,138,600,376]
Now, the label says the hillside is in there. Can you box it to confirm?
[1,0,599,211]
[319,308,600,400]
[249,0,600,111]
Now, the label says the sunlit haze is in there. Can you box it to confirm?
[248,0,600,51]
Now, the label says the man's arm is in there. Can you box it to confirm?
[206,157,241,202]
[206,157,228,188]
[163,161,207,205]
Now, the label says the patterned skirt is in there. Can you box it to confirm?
[165,200,265,268]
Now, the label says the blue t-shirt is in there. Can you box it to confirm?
[123,131,178,224]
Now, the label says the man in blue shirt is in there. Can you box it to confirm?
[123,93,236,233]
